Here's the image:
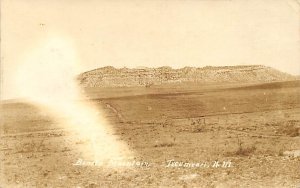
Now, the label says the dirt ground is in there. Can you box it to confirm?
[1,81,300,187]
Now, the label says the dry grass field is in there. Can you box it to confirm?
[1,81,300,187]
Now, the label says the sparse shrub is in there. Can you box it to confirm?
[235,145,256,156]
[154,142,175,148]
[278,120,299,137]
[278,149,284,156]
[191,118,206,133]
[235,138,256,156]
[193,127,204,133]
[225,137,256,156]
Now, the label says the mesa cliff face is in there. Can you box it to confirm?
[78,65,296,87]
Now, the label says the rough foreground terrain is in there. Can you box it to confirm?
[1,80,300,187]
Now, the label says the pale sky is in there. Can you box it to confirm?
[1,0,300,99]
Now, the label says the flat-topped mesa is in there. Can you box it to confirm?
[78,65,296,87]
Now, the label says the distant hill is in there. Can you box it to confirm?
[77,65,297,87]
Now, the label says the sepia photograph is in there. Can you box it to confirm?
[1,0,300,187]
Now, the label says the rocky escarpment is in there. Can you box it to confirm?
[78,65,296,87]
